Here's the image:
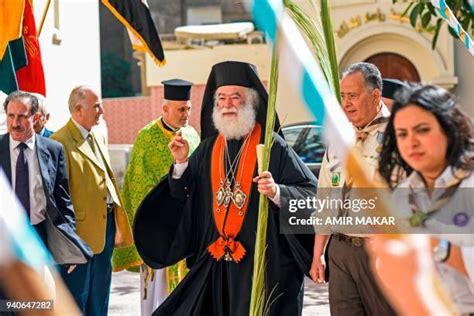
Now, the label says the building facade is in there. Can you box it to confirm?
[102,0,473,145]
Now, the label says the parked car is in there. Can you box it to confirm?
[282,122,326,177]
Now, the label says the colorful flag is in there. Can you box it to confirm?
[0,46,19,94]
[431,0,474,56]
[0,0,24,61]
[0,38,27,95]
[101,0,166,66]
[9,37,27,71]
[15,0,46,95]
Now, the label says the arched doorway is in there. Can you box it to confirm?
[365,53,420,82]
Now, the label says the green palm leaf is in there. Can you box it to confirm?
[284,0,340,101]
[250,1,340,315]
[249,44,279,316]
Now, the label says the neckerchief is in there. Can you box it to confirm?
[355,104,389,143]
[409,168,470,227]
[207,123,261,263]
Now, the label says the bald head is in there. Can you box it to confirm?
[68,85,103,131]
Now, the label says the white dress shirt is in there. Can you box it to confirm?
[9,134,47,225]
[71,118,90,140]
[72,119,114,204]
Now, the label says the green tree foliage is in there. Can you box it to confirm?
[394,0,474,49]
[101,51,134,98]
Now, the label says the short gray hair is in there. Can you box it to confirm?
[31,93,48,115]
[68,85,95,113]
[342,62,383,91]
[3,91,39,115]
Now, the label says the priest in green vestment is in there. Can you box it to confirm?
[112,79,200,315]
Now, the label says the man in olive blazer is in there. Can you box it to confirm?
[51,86,133,316]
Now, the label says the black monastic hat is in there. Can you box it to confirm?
[382,79,408,100]
[162,79,193,101]
[200,61,283,140]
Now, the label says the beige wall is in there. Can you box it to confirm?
[453,41,474,117]
[146,44,271,85]
[35,0,102,130]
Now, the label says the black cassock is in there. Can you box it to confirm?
[134,132,317,316]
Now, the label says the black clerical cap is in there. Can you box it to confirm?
[200,61,283,140]
[213,62,255,88]
[382,79,408,100]
[162,79,193,101]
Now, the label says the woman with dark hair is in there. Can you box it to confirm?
[379,84,473,188]
[378,84,474,313]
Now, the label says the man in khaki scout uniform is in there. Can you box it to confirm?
[309,63,395,316]
[51,85,133,316]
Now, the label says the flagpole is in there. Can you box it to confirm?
[37,0,52,37]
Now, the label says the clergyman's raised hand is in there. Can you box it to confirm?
[168,131,189,163]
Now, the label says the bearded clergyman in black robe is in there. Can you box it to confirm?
[134,61,317,315]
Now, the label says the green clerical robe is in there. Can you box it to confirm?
[113,118,200,271]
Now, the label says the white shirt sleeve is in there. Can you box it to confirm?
[172,161,189,179]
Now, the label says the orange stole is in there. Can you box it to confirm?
[207,123,262,263]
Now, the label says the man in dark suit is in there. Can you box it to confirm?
[0,91,92,274]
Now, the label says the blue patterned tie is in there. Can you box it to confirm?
[15,142,30,219]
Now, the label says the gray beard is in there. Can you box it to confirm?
[212,102,256,140]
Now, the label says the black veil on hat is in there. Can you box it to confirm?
[200,61,283,140]
[382,79,408,100]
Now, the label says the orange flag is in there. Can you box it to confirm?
[0,0,24,61]
[16,0,46,95]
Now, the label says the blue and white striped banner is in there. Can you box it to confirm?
[251,0,354,159]
[0,170,52,270]
[431,0,474,56]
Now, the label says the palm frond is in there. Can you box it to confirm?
[284,0,340,102]
[249,44,279,316]
[263,283,284,316]
[250,2,340,314]
[320,0,340,101]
